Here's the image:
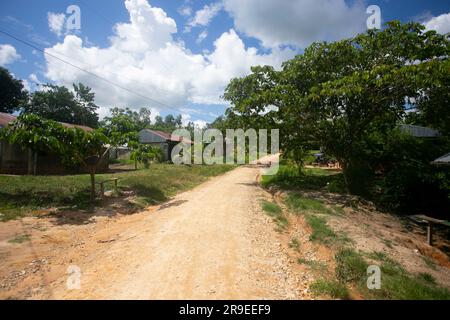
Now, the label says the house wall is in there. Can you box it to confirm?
[0,141,109,175]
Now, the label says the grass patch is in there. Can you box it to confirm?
[422,256,438,271]
[261,200,288,231]
[305,214,337,244]
[289,238,300,251]
[0,164,234,221]
[8,234,31,244]
[261,165,344,192]
[285,193,333,215]
[335,248,369,283]
[338,249,450,300]
[417,273,437,285]
[298,258,328,272]
[310,279,350,299]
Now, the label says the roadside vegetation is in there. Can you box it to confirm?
[0,164,233,222]
[260,166,450,300]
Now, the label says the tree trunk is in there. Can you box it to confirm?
[90,169,96,203]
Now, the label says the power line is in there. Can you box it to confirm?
[0,28,209,123]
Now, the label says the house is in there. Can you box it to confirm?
[432,152,450,166]
[0,112,109,175]
[138,129,192,162]
[399,124,440,138]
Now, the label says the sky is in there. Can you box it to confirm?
[0,0,449,127]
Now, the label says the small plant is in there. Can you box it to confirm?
[298,258,328,272]
[305,214,337,244]
[8,234,31,244]
[417,273,437,285]
[335,248,368,283]
[310,279,350,299]
[289,238,300,251]
[261,200,288,231]
[285,193,333,214]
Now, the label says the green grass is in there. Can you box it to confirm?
[8,234,31,244]
[335,248,369,283]
[310,279,350,299]
[261,164,345,193]
[337,249,450,300]
[0,164,234,221]
[422,256,438,270]
[305,214,338,244]
[298,258,328,272]
[285,193,334,215]
[261,200,288,231]
[289,238,300,251]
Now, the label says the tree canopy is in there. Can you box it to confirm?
[23,83,100,128]
[223,21,450,195]
[0,67,28,113]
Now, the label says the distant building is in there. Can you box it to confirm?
[431,152,450,166]
[0,112,109,175]
[138,129,192,162]
[399,124,440,138]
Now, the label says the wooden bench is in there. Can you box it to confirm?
[96,178,120,198]
[408,215,450,246]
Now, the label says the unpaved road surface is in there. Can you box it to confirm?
[1,158,300,299]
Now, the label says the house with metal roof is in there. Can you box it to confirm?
[399,124,440,138]
[431,152,450,166]
[0,112,108,174]
[138,129,192,162]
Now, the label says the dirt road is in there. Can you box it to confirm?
[1,158,300,299]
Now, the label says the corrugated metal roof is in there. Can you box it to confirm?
[140,129,192,144]
[432,152,450,165]
[399,124,440,138]
[0,112,94,132]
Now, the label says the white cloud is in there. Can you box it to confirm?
[0,44,21,66]
[48,12,66,36]
[182,113,207,128]
[424,12,450,34]
[43,0,294,119]
[185,2,223,32]
[196,30,208,44]
[223,0,367,48]
[29,73,41,84]
[21,79,31,91]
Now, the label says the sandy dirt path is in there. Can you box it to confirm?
[24,159,298,299]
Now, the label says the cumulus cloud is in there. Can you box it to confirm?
[48,12,66,36]
[196,30,208,44]
[223,0,367,48]
[185,2,223,32]
[43,0,294,118]
[424,12,450,34]
[0,44,21,66]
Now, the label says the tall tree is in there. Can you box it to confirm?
[0,67,28,113]
[224,21,450,194]
[24,83,99,128]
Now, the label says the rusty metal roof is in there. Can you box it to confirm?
[0,112,94,132]
[142,129,192,144]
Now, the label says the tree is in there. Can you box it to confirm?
[24,83,99,128]
[223,21,450,195]
[1,114,108,201]
[0,67,28,113]
[0,114,65,175]
[130,144,163,169]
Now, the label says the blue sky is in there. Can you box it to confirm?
[0,0,449,125]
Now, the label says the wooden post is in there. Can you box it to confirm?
[114,179,118,192]
[427,222,433,246]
